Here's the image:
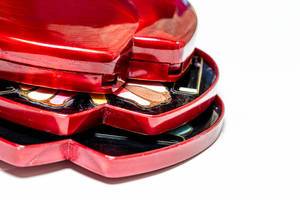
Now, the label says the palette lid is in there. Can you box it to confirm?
[0,0,198,92]
[132,0,197,64]
[0,0,139,74]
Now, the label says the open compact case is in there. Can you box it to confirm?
[0,49,218,135]
[0,0,225,178]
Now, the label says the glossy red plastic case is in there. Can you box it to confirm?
[0,49,218,136]
[0,96,224,178]
[0,0,224,179]
[0,0,197,93]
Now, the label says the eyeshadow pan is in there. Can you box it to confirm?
[116,89,151,106]
[27,88,56,101]
[90,94,107,105]
[115,82,171,109]
[127,82,169,93]
[49,91,75,106]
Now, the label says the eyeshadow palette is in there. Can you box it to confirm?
[0,50,219,135]
[0,0,224,178]
[0,96,224,178]
[0,82,94,114]
[0,0,197,93]
[110,53,216,114]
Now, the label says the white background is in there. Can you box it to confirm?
[1,0,300,199]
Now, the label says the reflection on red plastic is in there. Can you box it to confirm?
[0,49,218,136]
[0,97,224,178]
[0,0,197,92]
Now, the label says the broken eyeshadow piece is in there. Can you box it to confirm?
[19,85,76,108]
[19,84,108,108]
[115,82,172,109]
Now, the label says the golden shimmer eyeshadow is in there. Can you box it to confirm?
[90,94,107,106]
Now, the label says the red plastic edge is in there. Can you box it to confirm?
[0,49,218,136]
[0,96,224,177]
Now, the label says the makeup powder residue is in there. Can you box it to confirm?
[18,85,76,108]
[115,82,171,109]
